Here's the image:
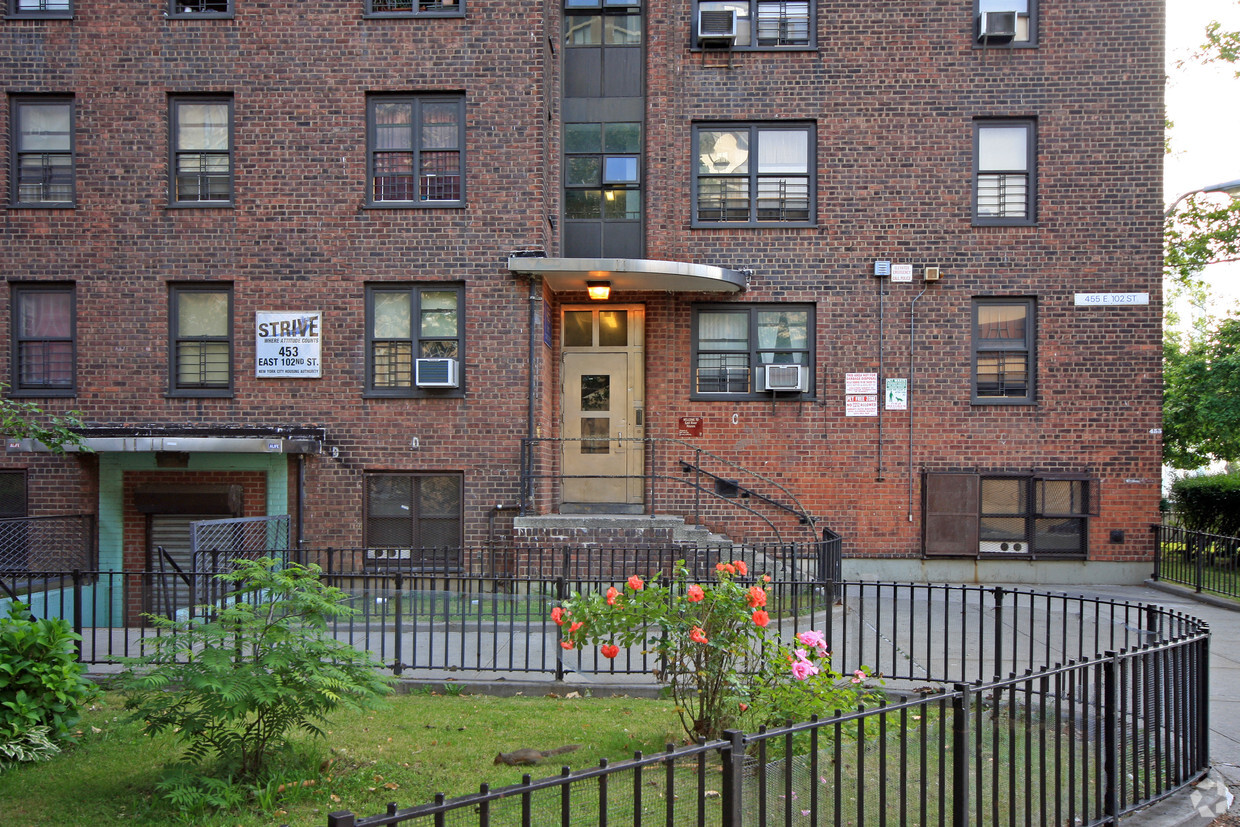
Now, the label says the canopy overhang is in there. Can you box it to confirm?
[507,256,748,294]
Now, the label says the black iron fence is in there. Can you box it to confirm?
[322,580,1210,827]
[1153,522,1240,601]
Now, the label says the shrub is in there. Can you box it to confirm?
[0,601,97,755]
[1171,472,1240,537]
[556,561,876,741]
[118,558,394,781]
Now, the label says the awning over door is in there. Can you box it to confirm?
[508,256,748,294]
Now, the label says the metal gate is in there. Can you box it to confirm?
[190,514,291,608]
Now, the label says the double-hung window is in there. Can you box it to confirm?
[365,0,461,16]
[694,0,812,48]
[168,0,232,18]
[364,472,463,569]
[693,123,813,226]
[367,95,465,207]
[365,284,464,396]
[11,284,75,396]
[692,304,813,399]
[972,298,1034,403]
[10,97,74,207]
[973,119,1035,225]
[7,0,71,18]
[974,0,1036,47]
[169,284,232,396]
[170,96,234,205]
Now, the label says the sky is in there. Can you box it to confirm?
[1165,0,1240,312]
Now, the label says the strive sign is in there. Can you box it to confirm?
[256,311,323,378]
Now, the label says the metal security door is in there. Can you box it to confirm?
[560,306,644,509]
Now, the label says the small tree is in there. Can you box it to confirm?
[1164,317,1240,468]
[119,558,393,780]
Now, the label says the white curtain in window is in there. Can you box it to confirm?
[698,312,748,350]
[757,130,808,174]
[19,292,71,338]
[178,103,229,151]
[20,105,71,151]
[978,127,1026,172]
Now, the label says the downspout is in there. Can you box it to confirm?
[877,275,885,481]
[526,277,540,513]
[908,285,928,521]
[296,453,305,560]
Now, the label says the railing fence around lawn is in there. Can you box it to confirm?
[0,538,1212,826]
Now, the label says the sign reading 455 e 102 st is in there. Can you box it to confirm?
[255,311,323,378]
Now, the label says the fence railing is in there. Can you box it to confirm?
[321,579,1210,827]
[1153,522,1240,601]
[0,513,95,574]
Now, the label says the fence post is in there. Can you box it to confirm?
[952,684,971,827]
[721,729,746,827]
[992,586,1005,680]
[71,568,83,662]
[555,574,566,682]
[1195,533,1205,593]
[393,571,403,677]
[1151,524,1162,581]
[326,811,356,827]
[1103,651,1119,823]
[1197,625,1211,773]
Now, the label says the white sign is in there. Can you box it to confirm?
[885,378,908,410]
[1074,293,1150,307]
[890,264,913,283]
[873,260,891,277]
[256,311,322,378]
[846,395,878,417]
[845,372,878,394]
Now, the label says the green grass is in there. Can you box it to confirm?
[0,691,683,827]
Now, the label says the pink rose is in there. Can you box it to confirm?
[791,659,819,681]
[687,584,705,602]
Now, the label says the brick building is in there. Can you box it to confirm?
[1,0,1162,587]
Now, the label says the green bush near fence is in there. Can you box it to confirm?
[1170,472,1240,537]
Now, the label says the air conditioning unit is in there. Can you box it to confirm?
[415,357,460,388]
[977,10,1017,41]
[979,540,1025,554]
[761,364,808,393]
[697,8,737,46]
[366,548,412,561]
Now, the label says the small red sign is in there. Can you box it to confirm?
[678,417,703,438]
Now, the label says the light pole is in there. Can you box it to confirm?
[1165,177,1240,219]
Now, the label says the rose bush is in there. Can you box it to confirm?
[554,560,878,740]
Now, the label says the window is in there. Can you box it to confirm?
[973,120,1034,225]
[564,121,642,257]
[694,0,812,49]
[10,97,74,207]
[10,284,74,396]
[692,304,813,398]
[924,472,1091,558]
[168,0,232,17]
[169,96,233,205]
[693,123,814,226]
[972,298,1034,404]
[367,95,464,206]
[974,0,1036,47]
[365,283,463,396]
[7,0,71,18]
[365,0,461,16]
[169,284,232,396]
[364,473,463,569]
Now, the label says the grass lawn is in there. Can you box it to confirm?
[0,689,684,827]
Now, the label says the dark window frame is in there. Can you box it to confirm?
[979,473,1091,558]
[692,122,815,228]
[10,96,75,208]
[10,282,75,398]
[167,0,234,18]
[973,0,1037,49]
[972,297,1035,405]
[366,93,466,208]
[168,95,235,207]
[0,470,28,518]
[364,283,465,398]
[691,0,815,51]
[6,0,72,19]
[691,302,815,400]
[364,0,463,18]
[973,118,1036,226]
[168,283,234,398]
[363,471,464,570]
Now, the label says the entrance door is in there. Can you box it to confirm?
[560,306,644,510]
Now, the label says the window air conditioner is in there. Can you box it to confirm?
[366,548,412,561]
[977,11,1017,41]
[415,357,460,388]
[761,364,808,393]
[697,8,737,46]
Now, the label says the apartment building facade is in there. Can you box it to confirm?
[1,0,1163,589]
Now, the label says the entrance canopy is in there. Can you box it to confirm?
[6,426,325,454]
[508,256,748,294]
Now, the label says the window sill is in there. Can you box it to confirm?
[167,13,236,19]
[167,202,234,209]
[364,201,466,210]
[690,393,815,402]
[165,389,234,399]
[363,10,464,18]
[7,389,76,399]
[689,45,816,53]
[691,220,816,230]
[363,390,464,399]
[5,12,73,19]
[9,203,75,210]
[971,398,1036,406]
